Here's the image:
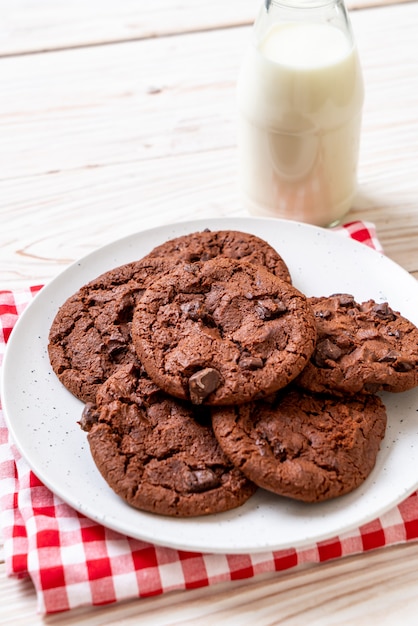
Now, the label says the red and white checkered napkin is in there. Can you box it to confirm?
[1,221,417,615]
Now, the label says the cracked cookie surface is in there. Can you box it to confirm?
[79,364,256,517]
[145,229,292,283]
[48,229,291,403]
[48,257,171,403]
[131,258,316,406]
[297,294,418,395]
[211,388,387,503]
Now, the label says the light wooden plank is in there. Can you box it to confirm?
[2,543,418,624]
[1,4,417,179]
[0,26,242,180]
[0,4,416,176]
[1,0,257,56]
[1,0,415,57]
[1,144,417,287]
[1,3,418,623]
[1,3,418,285]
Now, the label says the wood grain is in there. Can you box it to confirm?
[2,0,418,623]
[1,3,418,285]
[2,543,418,624]
[1,0,415,56]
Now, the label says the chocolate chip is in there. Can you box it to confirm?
[372,302,397,321]
[378,350,399,363]
[255,298,287,320]
[180,299,215,326]
[334,294,355,307]
[180,300,205,321]
[394,359,415,372]
[185,468,221,493]
[78,402,99,432]
[188,367,222,404]
[314,339,342,367]
[238,356,264,370]
[364,383,381,393]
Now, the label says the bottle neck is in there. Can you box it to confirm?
[255,0,354,47]
[265,0,345,9]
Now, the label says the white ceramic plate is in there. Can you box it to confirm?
[3,217,418,554]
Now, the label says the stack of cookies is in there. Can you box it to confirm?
[48,230,418,517]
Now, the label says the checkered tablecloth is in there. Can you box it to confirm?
[1,221,417,615]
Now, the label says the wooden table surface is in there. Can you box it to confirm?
[1,0,418,623]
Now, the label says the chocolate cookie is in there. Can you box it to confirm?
[132,257,317,406]
[297,294,418,395]
[211,388,387,503]
[145,229,292,283]
[48,229,290,403]
[79,364,256,517]
[48,257,171,403]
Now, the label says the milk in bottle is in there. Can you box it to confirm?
[237,0,364,226]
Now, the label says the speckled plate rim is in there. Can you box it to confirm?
[2,216,418,554]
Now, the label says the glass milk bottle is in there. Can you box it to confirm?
[237,0,364,227]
